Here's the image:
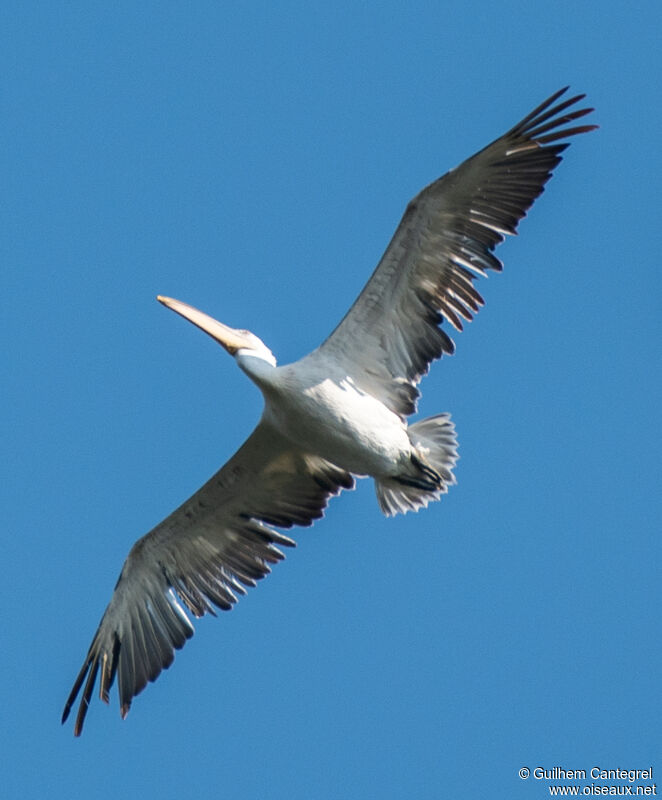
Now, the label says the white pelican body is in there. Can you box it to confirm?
[261,367,412,478]
[228,324,456,512]
[63,88,596,735]
[246,354,412,477]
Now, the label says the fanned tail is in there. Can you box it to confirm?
[375,414,458,516]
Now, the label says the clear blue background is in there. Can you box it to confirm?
[3,2,660,798]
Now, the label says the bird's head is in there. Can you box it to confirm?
[157,296,277,368]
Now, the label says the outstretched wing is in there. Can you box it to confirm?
[62,421,353,735]
[313,87,596,417]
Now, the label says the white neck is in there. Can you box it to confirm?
[236,348,278,388]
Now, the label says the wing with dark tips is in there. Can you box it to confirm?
[62,421,353,735]
[313,88,596,416]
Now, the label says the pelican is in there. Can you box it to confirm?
[63,88,595,735]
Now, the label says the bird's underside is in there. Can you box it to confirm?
[63,87,596,735]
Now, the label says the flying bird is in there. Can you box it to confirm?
[63,87,596,735]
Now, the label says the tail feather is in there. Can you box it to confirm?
[375,413,458,516]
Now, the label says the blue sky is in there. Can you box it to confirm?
[3,2,660,798]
